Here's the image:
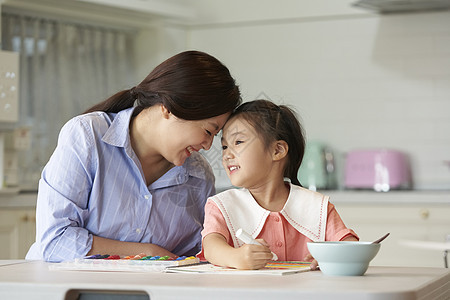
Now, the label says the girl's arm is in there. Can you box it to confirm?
[203,233,272,270]
[342,235,358,242]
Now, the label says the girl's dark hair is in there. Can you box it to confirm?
[84,50,241,119]
[229,99,306,186]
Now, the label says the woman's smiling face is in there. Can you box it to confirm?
[221,117,273,188]
[165,112,231,166]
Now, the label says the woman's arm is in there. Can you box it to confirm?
[203,233,272,270]
[88,236,176,257]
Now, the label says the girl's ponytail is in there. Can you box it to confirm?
[278,106,305,186]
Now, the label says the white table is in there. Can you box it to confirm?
[0,260,448,300]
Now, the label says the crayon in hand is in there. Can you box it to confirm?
[235,228,278,261]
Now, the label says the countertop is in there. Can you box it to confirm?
[217,187,450,205]
[325,190,450,205]
[0,260,448,300]
[0,191,37,208]
[1,189,450,208]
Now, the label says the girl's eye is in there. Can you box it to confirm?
[206,130,212,136]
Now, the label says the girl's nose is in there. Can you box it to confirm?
[222,148,234,160]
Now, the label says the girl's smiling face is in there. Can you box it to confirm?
[221,117,274,188]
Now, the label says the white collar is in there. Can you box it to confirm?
[211,183,329,246]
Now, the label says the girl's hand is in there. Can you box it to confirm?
[303,254,319,270]
[234,239,272,270]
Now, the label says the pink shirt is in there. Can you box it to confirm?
[199,199,358,261]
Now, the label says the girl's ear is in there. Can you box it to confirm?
[272,140,289,161]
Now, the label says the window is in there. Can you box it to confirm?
[1,12,136,190]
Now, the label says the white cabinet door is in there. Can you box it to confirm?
[335,204,450,268]
[0,209,36,259]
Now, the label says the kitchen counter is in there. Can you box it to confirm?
[0,191,37,208]
[1,190,449,208]
[0,260,448,300]
[325,190,450,205]
[217,187,450,205]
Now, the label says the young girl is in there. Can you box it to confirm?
[200,100,358,270]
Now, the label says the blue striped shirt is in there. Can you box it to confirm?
[26,107,215,262]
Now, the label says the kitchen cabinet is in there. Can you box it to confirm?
[327,191,450,268]
[0,192,37,259]
[0,208,35,259]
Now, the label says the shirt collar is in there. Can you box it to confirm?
[149,153,211,190]
[102,107,134,148]
[213,183,328,242]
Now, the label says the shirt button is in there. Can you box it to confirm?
[144,195,150,200]
[274,216,280,222]
[276,241,283,247]
[135,228,142,234]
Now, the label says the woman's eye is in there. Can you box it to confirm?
[235,140,243,145]
[222,145,228,150]
[206,130,212,136]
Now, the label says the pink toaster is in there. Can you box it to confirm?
[344,149,411,192]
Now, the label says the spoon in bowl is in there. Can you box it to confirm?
[372,233,390,244]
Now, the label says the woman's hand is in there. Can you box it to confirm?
[88,235,176,258]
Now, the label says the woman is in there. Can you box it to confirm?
[26,50,241,262]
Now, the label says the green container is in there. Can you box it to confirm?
[298,141,337,190]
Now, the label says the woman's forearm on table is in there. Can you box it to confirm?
[87,235,176,257]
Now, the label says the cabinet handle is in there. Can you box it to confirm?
[20,214,36,223]
[419,208,429,220]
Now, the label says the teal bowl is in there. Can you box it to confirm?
[307,241,380,276]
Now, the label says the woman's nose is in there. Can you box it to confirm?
[202,135,214,151]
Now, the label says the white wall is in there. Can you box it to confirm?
[2,0,449,190]
[182,3,450,190]
[134,24,188,81]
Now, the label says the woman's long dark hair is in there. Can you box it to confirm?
[229,100,306,186]
[84,50,241,120]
